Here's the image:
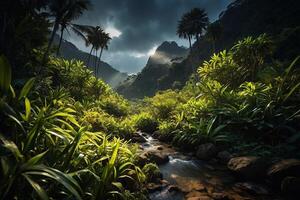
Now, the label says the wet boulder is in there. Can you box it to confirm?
[167,185,181,192]
[234,182,269,195]
[146,182,163,192]
[210,192,230,200]
[147,150,169,165]
[156,146,163,150]
[227,156,268,180]
[217,151,233,164]
[131,133,147,143]
[267,159,300,187]
[136,152,149,167]
[196,143,217,160]
[152,130,160,138]
[185,191,213,200]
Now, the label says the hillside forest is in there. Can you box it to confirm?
[0,0,300,200]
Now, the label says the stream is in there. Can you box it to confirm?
[138,133,281,200]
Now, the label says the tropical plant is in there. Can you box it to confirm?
[132,112,158,133]
[232,34,274,81]
[198,50,247,87]
[43,0,91,61]
[177,8,209,50]
[96,31,111,74]
[188,8,209,42]
[78,25,111,75]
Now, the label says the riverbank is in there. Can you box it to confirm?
[133,132,300,200]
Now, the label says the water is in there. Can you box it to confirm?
[138,132,278,200]
[139,133,223,199]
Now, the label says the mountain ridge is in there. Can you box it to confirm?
[53,35,128,88]
[116,41,188,98]
[118,0,300,99]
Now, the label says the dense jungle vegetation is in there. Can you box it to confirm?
[0,0,300,199]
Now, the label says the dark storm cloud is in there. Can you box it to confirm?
[76,0,233,53]
[66,0,233,73]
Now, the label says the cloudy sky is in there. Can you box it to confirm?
[66,0,233,74]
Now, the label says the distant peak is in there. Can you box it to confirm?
[157,41,180,51]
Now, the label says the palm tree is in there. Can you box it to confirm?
[79,26,111,76]
[82,26,103,71]
[43,0,91,61]
[177,13,193,50]
[189,8,209,43]
[56,0,91,56]
[206,22,223,53]
[96,31,111,76]
[177,8,209,51]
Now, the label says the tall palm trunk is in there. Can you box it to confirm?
[93,49,97,76]
[97,47,103,74]
[56,27,65,56]
[196,34,199,43]
[87,46,93,66]
[97,50,99,76]
[43,21,59,64]
[188,35,192,51]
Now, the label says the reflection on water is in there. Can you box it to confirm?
[138,132,274,200]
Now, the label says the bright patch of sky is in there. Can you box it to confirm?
[105,26,122,38]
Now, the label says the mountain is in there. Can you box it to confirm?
[117,41,188,98]
[118,0,300,99]
[162,0,300,89]
[53,35,128,88]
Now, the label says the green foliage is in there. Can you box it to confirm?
[49,58,110,100]
[199,50,246,87]
[139,34,300,156]
[145,90,185,120]
[131,112,158,133]
[232,34,274,81]
[142,163,161,183]
[177,8,209,48]
[99,94,130,117]
[0,57,148,199]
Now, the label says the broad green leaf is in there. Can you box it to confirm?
[0,135,24,161]
[23,174,49,200]
[9,85,16,98]
[283,82,300,102]
[7,114,26,133]
[19,78,35,100]
[25,165,82,200]
[25,150,48,166]
[24,97,31,121]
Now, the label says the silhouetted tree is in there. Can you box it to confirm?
[177,13,193,50]
[207,22,223,53]
[189,8,209,42]
[78,26,111,76]
[96,31,111,76]
[0,0,49,75]
[56,0,91,56]
[44,0,91,60]
[177,8,209,51]
[83,26,103,72]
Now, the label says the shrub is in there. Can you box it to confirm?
[0,75,146,199]
[99,94,131,117]
[132,112,158,133]
[145,90,183,119]
[142,163,161,182]
[198,50,246,87]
